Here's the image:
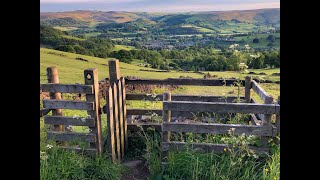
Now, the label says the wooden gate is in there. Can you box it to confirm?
[105,60,128,162]
[41,67,103,156]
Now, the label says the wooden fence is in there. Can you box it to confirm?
[41,67,102,156]
[40,59,280,164]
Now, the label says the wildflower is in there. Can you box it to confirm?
[40,151,48,161]
[73,114,80,119]
[274,176,277,180]
[224,148,227,152]
[46,144,53,149]
[265,168,269,173]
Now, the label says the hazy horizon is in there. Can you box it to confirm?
[40,0,280,13]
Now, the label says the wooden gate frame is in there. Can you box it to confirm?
[106,60,128,162]
[41,67,102,156]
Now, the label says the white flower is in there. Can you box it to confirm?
[73,114,80,119]
[46,144,53,149]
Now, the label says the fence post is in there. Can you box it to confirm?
[162,92,171,161]
[46,66,65,146]
[245,76,252,103]
[275,96,280,144]
[120,77,128,153]
[107,86,116,162]
[261,95,274,146]
[84,68,102,155]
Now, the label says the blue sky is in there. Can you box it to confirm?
[40,0,280,12]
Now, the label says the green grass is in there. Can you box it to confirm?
[53,26,79,31]
[84,32,102,37]
[181,24,214,33]
[41,48,279,99]
[61,35,86,41]
[234,33,280,49]
[41,48,280,179]
[114,45,136,51]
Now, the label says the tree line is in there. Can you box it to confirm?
[40,24,114,58]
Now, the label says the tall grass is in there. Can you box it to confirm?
[40,146,124,180]
[138,125,280,180]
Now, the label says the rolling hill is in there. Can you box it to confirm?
[40,8,280,28]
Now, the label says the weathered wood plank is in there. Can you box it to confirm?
[44,116,95,127]
[84,68,103,154]
[108,60,120,83]
[245,76,252,103]
[126,94,244,102]
[41,84,93,94]
[60,146,97,156]
[121,77,128,153]
[162,142,269,154]
[250,114,261,125]
[46,67,65,143]
[127,109,231,118]
[43,100,94,110]
[106,86,116,162]
[163,101,277,114]
[112,83,121,160]
[117,80,125,159]
[126,78,244,86]
[40,108,51,117]
[47,131,96,142]
[252,80,271,102]
[127,123,162,132]
[127,109,163,116]
[162,92,171,142]
[162,122,273,136]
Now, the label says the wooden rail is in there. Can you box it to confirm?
[126,78,244,86]
[44,116,95,127]
[251,80,271,102]
[47,131,96,143]
[126,94,244,102]
[163,101,279,115]
[41,84,93,94]
[162,122,275,136]
[43,99,94,110]
[162,142,269,154]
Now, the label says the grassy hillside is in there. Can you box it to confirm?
[40,48,279,98]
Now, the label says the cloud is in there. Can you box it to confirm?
[40,0,142,3]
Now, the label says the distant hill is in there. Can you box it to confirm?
[40,9,279,27]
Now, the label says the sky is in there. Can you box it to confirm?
[40,0,280,12]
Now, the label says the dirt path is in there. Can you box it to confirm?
[121,160,149,180]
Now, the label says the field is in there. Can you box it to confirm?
[40,48,280,179]
[114,45,136,51]
[234,33,280,49]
